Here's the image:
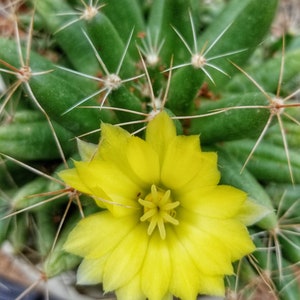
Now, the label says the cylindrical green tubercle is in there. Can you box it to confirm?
[224,139,300,184]
[189,92,272,144]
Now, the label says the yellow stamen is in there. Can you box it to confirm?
[138,184,180,239]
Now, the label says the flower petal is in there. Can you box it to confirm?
[77,256,106,285]
[97,123,150,187]
[176,152,220,194]
[204,218,255,261]
[126,136,160,186]
[198,274,225,296]
[180,185,247,219]
[161,135,206,190]
[167,230,201,299]
[63,212,138,259]
[77,138,98,161]
[180,209,255,261]
[74,160,141,215]
[58,167,92,195]
[96,122,131,164]
[237,198,272,226]
[115,274,145,300]
[141,231,171,300]
[175,216,234,275]
[103,224,148,291]
[146,111,176,164]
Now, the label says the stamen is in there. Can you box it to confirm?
[139,184,179,239]
[138,198,155,209]
[140,209,156,222]
[157,219,166,240]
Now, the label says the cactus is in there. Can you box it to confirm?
[1,0,300,299]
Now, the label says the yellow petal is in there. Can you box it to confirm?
[237,198,273,226]
[63,212,103,257]
[97,123,148,187]
[181,209,255,261]
[58,165,108,209]
[206,218,255,261]
[96,122,131,164]
[115,274,145,300]
[63,212,138,259]
[77,256,106,285]
[180,185,247,219]
[77,138,98,161]
[126,136,160,186]
[141,231,171,300]
[89,185,138,217]
[58,167,92,195]
[75,160,141,215]
[177,152,220,194]
[175,216,234,275]
[103,224,148,292]
[161,135,205,190]
[146,111,176,164]
[198,274,225,296]
[167,230,201,299]
[116,277,173,300]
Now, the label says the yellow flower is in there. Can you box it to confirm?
[59,111,257,300]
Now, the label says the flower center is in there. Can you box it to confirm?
[138,184,180,239]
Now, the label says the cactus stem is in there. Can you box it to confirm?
[73,51,173,139]
[50,193,75,253]
[0,153,63,184]
[0,9,68,167]
[0,189,70,221]
[54,0,105,34]
[138,29,165,67]
[80,105,149,117]
[60,29,144,114]
[255,191,300,285]
[166,12,244,85]
[230,38,300,184]
[0,155,87,273]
